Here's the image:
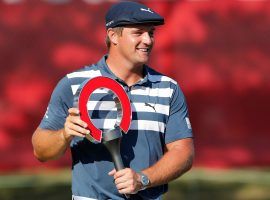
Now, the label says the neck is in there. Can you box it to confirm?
[106,52,144,87]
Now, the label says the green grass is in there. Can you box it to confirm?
[164,168,270,200]
[0,169,71,200]
[0,168,270,200]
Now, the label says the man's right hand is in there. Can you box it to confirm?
[63,108,90,142]
[32,107,90,161]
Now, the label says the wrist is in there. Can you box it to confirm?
[61,129,73,144]
[138,171,151,191]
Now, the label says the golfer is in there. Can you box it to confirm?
[32,2,194,200]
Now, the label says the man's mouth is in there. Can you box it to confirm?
[136,48,150,53]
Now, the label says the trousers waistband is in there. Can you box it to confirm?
[72,195,97,200]
[72,194,144,200]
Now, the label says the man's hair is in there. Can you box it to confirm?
[105,27,124,48]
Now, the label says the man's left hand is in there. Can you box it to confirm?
[108,168,142,194]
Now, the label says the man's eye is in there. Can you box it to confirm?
[134,32,142,35]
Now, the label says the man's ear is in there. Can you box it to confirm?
[107,28,119,45]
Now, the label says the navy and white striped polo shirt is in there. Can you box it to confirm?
[40,55,193,200]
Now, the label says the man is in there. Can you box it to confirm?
[32,2,194,200]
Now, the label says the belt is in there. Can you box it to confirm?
[72,194,144,200]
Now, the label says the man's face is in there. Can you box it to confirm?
[116,24,155,66]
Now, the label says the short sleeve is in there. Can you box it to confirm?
[39,76,73,130]
[164,83,193,144]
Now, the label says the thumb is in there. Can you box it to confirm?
[108,168,116,176]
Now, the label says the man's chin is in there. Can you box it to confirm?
[131,54,150,66]
[137,60,148,66]
[138,56,150,64]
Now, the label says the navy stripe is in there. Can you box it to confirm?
[86,93,170,105]
[69,77,92,85]
[69,79,176,90]
[89,110,168,122]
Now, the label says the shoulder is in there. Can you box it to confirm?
[146,66,180,93]
[65,64,102,95]
[53,65,96,92]
[146,66,186,104]
[147,66,178,85]
[66,64,101,80]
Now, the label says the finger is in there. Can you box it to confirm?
[114,176,128,185]
[67,116,88,128]
[118,188,129,194]
[118,186,136,195]
[67,123,90,135]
[113,168,130,179]
[68,108,80,116]
[65,129,86,138]
[115,181,128,190]
[108,169,116,176]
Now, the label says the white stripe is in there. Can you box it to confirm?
[131,120,165,132]
[90,88,110,93]
[71,85,80,95]
[161,76,177,84]
[87,101,169,115]
[87,101,116,111]
[72,195,97,200]
[71,85,110,95]
[91,119,165,133]
[134,103,169,115]
[185,117,192,129]
[131,87,173,98]
[150,75,177,85]
[67,70,101,79]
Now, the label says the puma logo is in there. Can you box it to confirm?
[140,8,154,14]
[145,102,156,112]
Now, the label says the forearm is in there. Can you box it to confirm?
[32,128,71,162]
[142,138,194,187]
[32,108,89,162]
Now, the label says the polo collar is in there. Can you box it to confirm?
[97,55,120,81]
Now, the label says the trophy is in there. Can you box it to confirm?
[74,76,132,196]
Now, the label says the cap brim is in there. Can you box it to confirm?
[107,20,164,29]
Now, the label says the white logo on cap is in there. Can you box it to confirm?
[140,8,154,14]
[106,20,114,27]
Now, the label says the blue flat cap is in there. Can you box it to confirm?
[105,1,164,29]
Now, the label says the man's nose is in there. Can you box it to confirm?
[142,32,153,45]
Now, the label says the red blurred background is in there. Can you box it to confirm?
[0,0,269,172]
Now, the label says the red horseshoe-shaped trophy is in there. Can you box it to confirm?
[74,76,132,172]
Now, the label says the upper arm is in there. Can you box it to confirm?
[164,83,193,144]
[165,138,194,153]
[32,127,57,147]
[39,76,73,130]
[165,138,195,170]
[32,127,53,161]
